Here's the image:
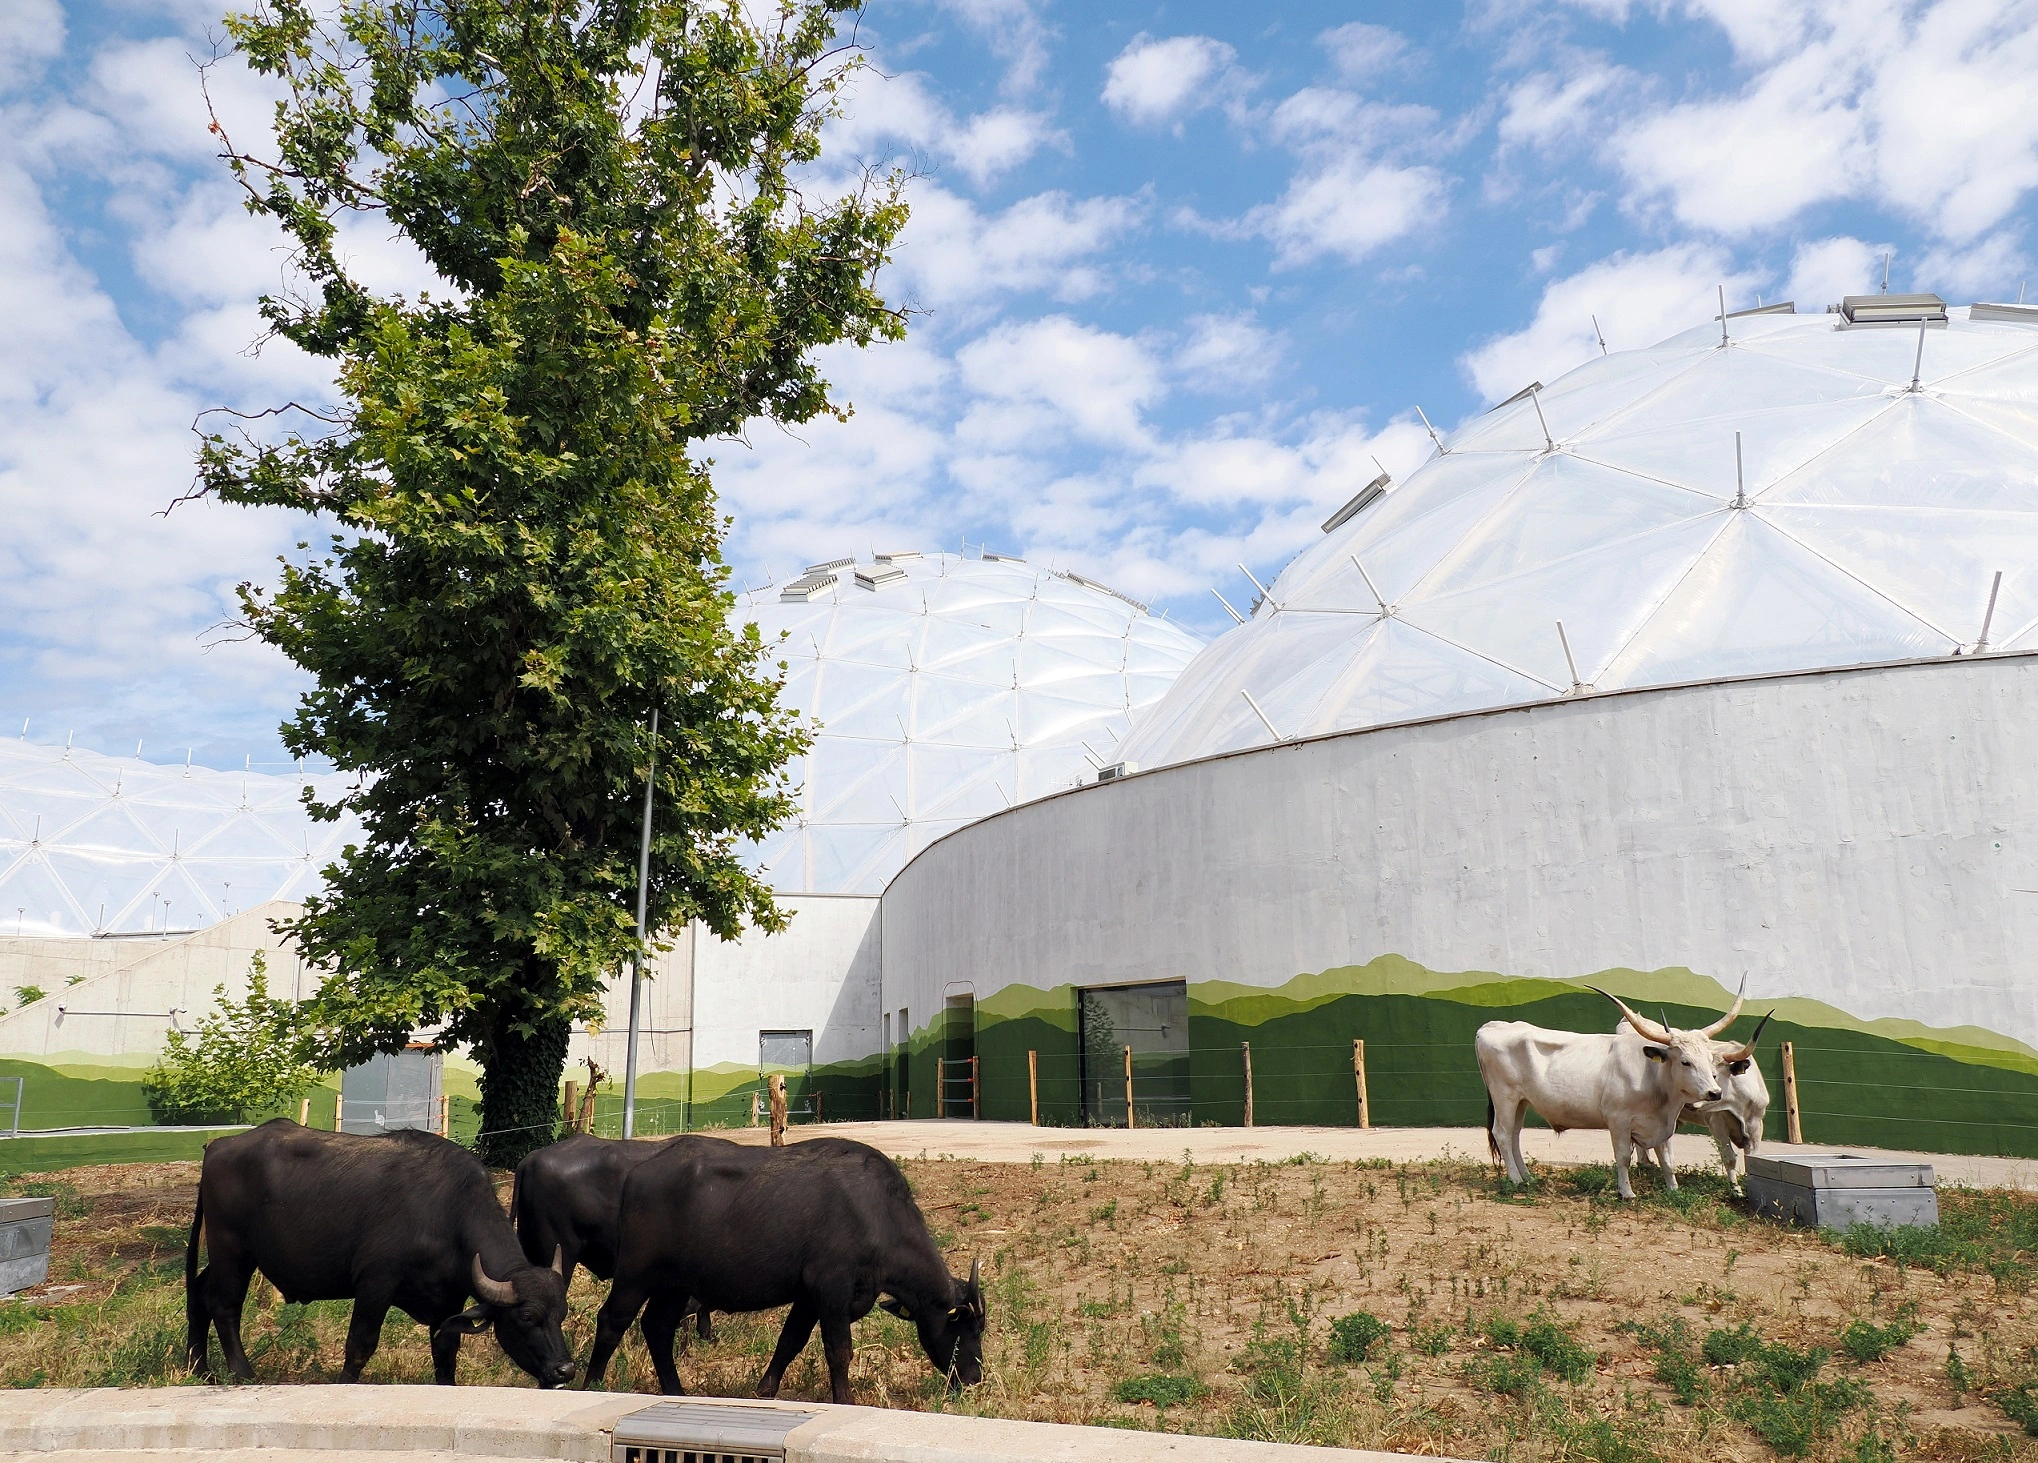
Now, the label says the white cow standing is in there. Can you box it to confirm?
[1619,1010,1774,1186]
[1476,984,1761,1200]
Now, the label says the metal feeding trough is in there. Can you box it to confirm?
[0,1196,53,1295]
[1743,1152,1938,1229]
[611,1401,820,1463]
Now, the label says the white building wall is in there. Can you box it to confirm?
[882,653,2038,1045]
[686,894,880,1072]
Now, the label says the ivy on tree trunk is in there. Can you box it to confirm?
[194,0,905,1167]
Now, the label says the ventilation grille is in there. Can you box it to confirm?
[854,564,908,590]
[779,571,837,602]
[612,1402,818,1463]
[1838,293,1947,326]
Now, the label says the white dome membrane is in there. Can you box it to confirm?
[1121,305,2038,769]
[0,740,362,939]
[738,552,1205,893]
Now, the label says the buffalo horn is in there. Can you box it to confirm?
[1698,974,1749,1038]
[550,1245,564,1277]
[1590,986,1669,1044]
[1721,1010,1776,1061]
[471,1255,518,1306]
[966,1257,984,1315]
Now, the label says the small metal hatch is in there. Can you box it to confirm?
[612,1401,819,1463]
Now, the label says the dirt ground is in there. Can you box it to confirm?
[2,1154,2035,1461]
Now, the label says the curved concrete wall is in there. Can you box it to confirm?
[880,652,2038,1152]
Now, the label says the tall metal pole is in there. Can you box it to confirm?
[621,708,658,1138]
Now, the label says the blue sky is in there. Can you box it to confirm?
[3,0,2035,768]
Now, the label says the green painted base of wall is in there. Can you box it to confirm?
[966,962,2038,1158]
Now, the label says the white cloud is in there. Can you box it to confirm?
[1242,156,1448,268]
[1101,34,1237,127]
[0,0,63,95]
[1916,231,2031,302]
[947,108,1064,187]
[934,0,1058,94]
[1460,244,1766,404]
[1609,1,2038,244]
[955,317,1163,451]
[1783,235,1887,311]
[888,186,1142,313]
[1175,314,1281,392]
[1498,64,1625,152]
[1320,23,1408,79]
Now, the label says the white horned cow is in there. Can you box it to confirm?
[1619,1009,1774,1185]
[1476,983,1760,1200]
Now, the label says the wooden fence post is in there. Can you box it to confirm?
[768,1073,787,1147]
[333,1094,344,1132]
[1028,1050,1040,1126]
[438,1093,450,1138]
[563,1079,579,1135]
[1781,1040,1803,1144]
[937,1060,946,1119]
[1354,1039,1370,1130]
[971,1055,981,1119]
[297,1097,310,1127]
[751,1089,761,1127]
[1123,1045,1135,1131]
[1242,1042,1254,1128]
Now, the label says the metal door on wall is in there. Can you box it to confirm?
[941,993,977,1117]
[1078,981,1189,1126]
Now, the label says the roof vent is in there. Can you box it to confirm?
[1491,381,1543,412]
[981,550,1025,564]
[1062,571,1148,613]
[802,557,854,574]
[1970,302,2038,325]
[1838,293,1947,326]
[1322,472,1391,534]
[874,550,923,563]
[612,1401,818,1463]
[778,571,837,603]
[853,564,908,591]
[1095,760,1138,783]
[1723,301,1795,318]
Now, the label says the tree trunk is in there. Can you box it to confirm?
[475,1007,571,1169]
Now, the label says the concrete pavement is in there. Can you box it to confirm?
[716,1119,2038,1188]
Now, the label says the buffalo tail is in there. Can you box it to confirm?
[1485,1091,1500,1167]
[184,1188,206,1374]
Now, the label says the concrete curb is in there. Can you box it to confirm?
[0,1386,1409,1461]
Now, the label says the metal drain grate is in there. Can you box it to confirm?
[612,1401,819,1463]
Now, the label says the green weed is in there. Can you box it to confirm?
[1113,1373,1205,1408]
[1840,1315,1923,1363]
[1325,1311,1388,1365]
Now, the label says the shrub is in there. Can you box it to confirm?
[1996,1383,2038,1436]
[1466,1350,1544,1395]
[11,987,44,1010]
[1112,1373,1204,1408]
[1840,1316,1922,1363]
[141,952,322,1125]
[1326,1311,1389,1364]
[1703,1323,1764,1367]
[1521,1315,1596,1383]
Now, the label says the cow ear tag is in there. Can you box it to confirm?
[877,1297,912,1320]
[1642,1046,1668,1062]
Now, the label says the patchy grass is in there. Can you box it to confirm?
[5,1155,2038,1461]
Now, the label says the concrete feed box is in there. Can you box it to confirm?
[1743,1152,1938,1229]
[0,1196,53,1295]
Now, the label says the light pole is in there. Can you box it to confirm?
[621,708,658,1139]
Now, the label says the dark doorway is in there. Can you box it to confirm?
[941,993,977,1117]
[1079,981,1189,1127]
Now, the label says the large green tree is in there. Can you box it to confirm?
[196,0,905,1164]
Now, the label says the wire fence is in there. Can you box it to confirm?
[2,1030,2034,1160]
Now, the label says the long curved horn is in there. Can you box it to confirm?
[471,1254,517,1306]
[550,1245,564,1277]
[1721,1010,1775,1061]
[1590,986,1668,1043]
[1699,974,1749,1038]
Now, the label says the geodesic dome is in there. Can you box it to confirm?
[1121,301,2038,769]
[737,551,1205,892]
[0,738,362,938]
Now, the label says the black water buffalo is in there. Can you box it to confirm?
[186,1119,575,1387]
[582,1135,984,1403]
[511,1133,713,1345]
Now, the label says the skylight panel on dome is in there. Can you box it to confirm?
[803,557,855,573]
[1321,472,1391,533]
[875,550,923,562]
[1971,303,2038,325]
[980,550,1025,563]
[1059,571,1149,613]
[1724,302,1795,318]
[779,571,837,602]
[1838,293,1947,326]
[853,564,907,590]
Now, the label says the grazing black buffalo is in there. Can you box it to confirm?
[185,1119,575,1387]
[511,1133,713,1346]
[582,1136,984,1403]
